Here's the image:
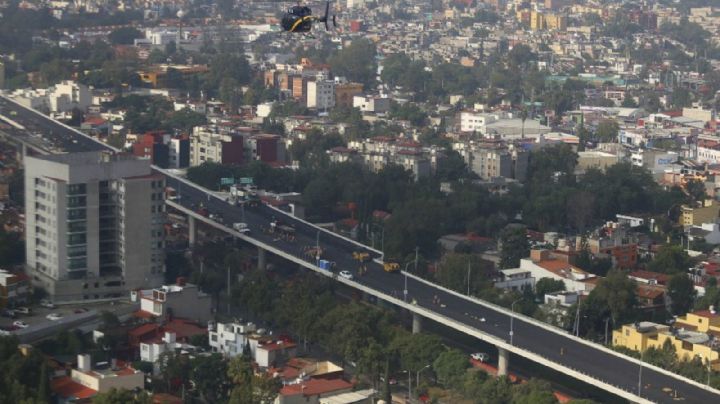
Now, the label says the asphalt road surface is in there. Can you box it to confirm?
[2,95,719,403]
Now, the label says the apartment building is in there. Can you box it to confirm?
[189,125,246,166]
[306,79,335,110]
[453,140,528,181]
[24,151,165,302]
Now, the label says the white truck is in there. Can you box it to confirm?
[233,222,250,233]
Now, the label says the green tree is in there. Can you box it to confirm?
[667,273,697,315]
[158,351,191,392]
[511,378,558,404]
[191,354,229,402]
[535,278,565,300]
[582,269,637,333]
[499,225,529,269]
[392,333,443,374]
[108,27,143,45]
[685,179,707,203]
[38,363,51,402]
[433,349,469,389]
[228,355,281,403]
[328,39,377,87]
[648,245,691,274]
[436,253,494,295]
[478,376,513,403]
[594,120,619,143]
[92,388,151,404]
[671,87,692,109]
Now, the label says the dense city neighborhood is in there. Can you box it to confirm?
[2,0,720,403]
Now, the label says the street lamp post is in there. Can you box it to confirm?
[638,350,644,396]
[403,262,411,302]
[466,261,471,296]
[510,299,522,345]
[604,318,610,345]
[416,364,431,390]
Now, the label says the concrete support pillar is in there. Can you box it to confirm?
[258,247,267,270]
[497,347,509,376]
[412,312,423,334]
[16,143,26,162]
[188,216,197,247]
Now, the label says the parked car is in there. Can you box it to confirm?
[1,309,16,319]
[471,352,490,362]
[339,270,353,280]
[40,300,56,309]
[46,313,63,321]
[73,308,88,314]
[14,307,31,315]
[12,320,28,329]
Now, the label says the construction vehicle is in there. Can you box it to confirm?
[352,251,370,262]
[383,262,400,273]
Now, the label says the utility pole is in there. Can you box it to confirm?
[638,350,644,397]
[227,265,231,314]
[467,261,471,296]
[604,318,610,345]
[414,246,419,273]
[574,303,581,337]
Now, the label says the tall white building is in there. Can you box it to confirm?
[306,79,335,110]
[25,151,166,302]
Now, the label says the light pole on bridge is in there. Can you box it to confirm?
[510,298,522,345]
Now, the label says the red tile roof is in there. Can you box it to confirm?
[51,376,97,399]
[163,319,207,339]
[129,323,160,338]
[280,378,353,397]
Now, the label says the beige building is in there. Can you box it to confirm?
[25,151,165,302]
[576,151,620,174]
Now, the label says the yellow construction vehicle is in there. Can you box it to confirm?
[352,251,370,262]
[383,262,400,273]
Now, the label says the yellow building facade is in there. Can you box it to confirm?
[613,314,720,370]
[680,199,720,226]
[527,11,567,31]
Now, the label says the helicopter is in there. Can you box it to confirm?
[281,1,337,34]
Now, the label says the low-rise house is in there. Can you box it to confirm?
[514,250,598,293]
[132,278,212,324]
[276,376,354,404]
[544,291,579,307]
[0,269,31,309]
[209,321,258,357]
[128,319,207,356]
[494,268,535,291]
[140,331,199,370]
[51,354,144,402]
[209,321,297,367]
